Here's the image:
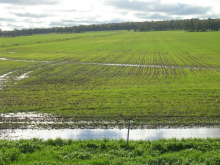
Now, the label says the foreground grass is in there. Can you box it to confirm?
[1,138,220,164]
[0,30,220,125]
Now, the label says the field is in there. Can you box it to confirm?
[1,138,220,164]
[0,30,220,127]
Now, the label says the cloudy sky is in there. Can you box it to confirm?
[0,0,219,31]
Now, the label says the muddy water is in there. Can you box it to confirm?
[1,128,220,140]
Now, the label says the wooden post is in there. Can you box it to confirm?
[127,119,130,145]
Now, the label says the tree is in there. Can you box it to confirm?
[195,20,202,32]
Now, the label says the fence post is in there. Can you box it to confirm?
[127,119,130,145]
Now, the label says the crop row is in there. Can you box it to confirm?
[1,61,219,119]
[0,30,220,124]
[0,30,125,47]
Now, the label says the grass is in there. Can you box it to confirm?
[1,138,220,164]
[0,31,124,47]
[0,30,220,126]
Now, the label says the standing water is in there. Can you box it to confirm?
[1,128,220,140]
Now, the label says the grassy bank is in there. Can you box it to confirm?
[1,138,220,164]
[0,30,220,126]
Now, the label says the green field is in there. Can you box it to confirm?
[0,30,220,126]
[1,138,220,164]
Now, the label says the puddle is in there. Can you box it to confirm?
[0,58,8,60]
[75,62,220,71]
[0,71,15,89]
[1,128,220,140]
[15,71,33,80]
[0,58,35,62]
[0,70,33,89]
[1,57,219,70]
[0,112,49,118]
[0,57,53,89]
[0,71,14,79]
[0,57,54,63]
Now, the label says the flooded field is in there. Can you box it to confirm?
[1,128,220,140]
[1,31,220,131]
[1,112,220,140]
[1,112,220,130]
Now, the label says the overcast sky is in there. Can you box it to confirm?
[0,0,219,31]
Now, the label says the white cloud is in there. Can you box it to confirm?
[0,0,58,5]
[0,0,219,31]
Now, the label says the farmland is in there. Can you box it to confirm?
[0,30,220,128]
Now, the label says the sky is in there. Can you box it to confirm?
[0,0,219,31]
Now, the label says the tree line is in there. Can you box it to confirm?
[0,18,220,37]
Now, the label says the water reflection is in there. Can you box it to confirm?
[1,128,220,140]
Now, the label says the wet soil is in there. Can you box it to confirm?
[1,57,220,70]
[1,112,220,130]
[1,58,220,129]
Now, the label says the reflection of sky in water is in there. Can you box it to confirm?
[1,128,220,140]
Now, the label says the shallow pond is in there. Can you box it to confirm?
[1,128,220,140]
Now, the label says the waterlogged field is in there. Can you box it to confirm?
[0,30,220,127]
